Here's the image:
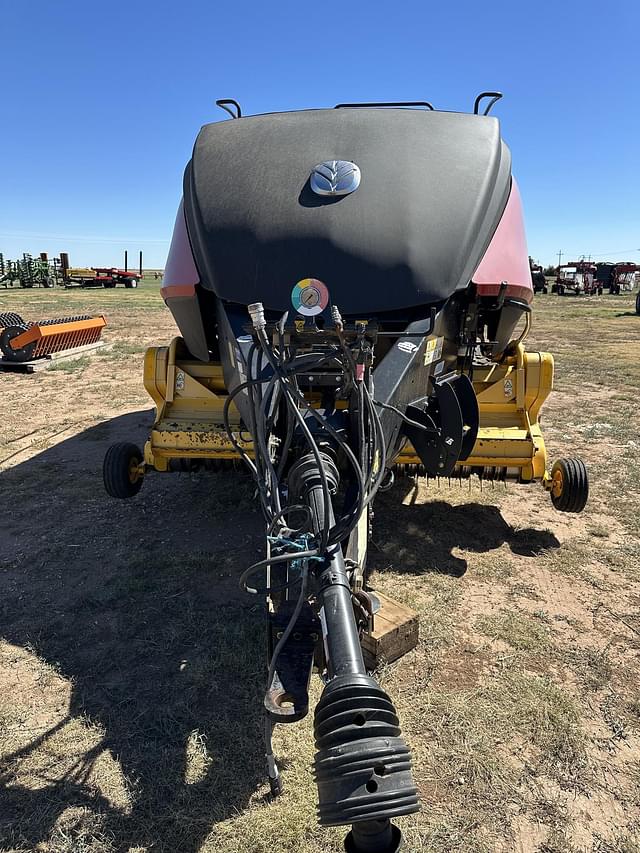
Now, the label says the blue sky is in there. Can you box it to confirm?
[1,0,638,269]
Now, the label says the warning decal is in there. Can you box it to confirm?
[423,336,444,366]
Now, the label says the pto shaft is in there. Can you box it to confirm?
[287,453,419,841]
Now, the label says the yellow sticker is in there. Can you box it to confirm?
[424,336,444,366]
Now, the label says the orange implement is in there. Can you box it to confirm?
[1,315,107,362]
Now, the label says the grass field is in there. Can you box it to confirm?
[0,282,639,853]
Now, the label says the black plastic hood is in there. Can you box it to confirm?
[183,107,512,315]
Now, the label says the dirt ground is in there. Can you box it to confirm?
[0,283,639,853]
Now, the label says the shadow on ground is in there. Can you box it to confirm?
[0,411,265,852]
[0,413,559,850]
[373,480,560,577]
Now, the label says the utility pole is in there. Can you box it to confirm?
[557,250,563,270]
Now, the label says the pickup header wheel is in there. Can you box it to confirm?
[103,442,145,498]
[550,458,588,513]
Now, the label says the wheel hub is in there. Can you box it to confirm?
[128,458,141,484]
[551,467,564,498]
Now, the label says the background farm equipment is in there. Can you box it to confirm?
[0,251,145,289]
[552,261,600,295]
[530,259,548,294]
[0,254,11,287]
[60,251,143,288]
[595,262,640,295]
[0,253,59,288]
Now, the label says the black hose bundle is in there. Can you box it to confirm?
[224,306,387,597]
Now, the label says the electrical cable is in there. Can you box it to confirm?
[239,547,320,595]
[362,384,387,503]
[373,398,437,433]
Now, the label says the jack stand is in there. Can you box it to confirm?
[265,717,282,797]
[344,819,404,852]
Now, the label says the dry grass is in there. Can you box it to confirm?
[1,285,640,852]
[475,608,553,654]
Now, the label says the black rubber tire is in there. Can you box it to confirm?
[125,278,138,289]
[103,442,144,499]
[0,325,36,362]
[550,458,588,513]
[543,287,548,294]
[636,291,640,315]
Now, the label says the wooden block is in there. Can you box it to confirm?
[361,590,419,670]
[0,341,108,373]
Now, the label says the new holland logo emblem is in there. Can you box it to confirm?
[310,160,361,197]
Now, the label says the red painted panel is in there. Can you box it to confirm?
[161,199,200,299]
[473,180,533,303]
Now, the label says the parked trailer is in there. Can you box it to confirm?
[60,251,142,289]
[64,267,140,288]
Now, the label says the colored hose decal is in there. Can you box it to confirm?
[291,278,329,317]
